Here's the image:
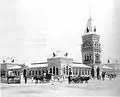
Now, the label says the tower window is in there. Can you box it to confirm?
[90,54,91,60]
[87,28,89,33]
[85,54,86,60]
[94,27,96,32]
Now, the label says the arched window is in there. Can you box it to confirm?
[63,67,65,74]
[82,70,84,75]
[53,66,55,75]
[76,69,78,75]
[85,70,87,75]
[42,70,44,75]
[39,71,41,75]
[14,71,17,75]
[87,27,89,33]
[46,70,48,74]
[85,54,86,60]
[66,66,68,75]
[36,70,37,75]
[56,68,58,75]
[1,70,6,76]
[32,70,34,76]
[94,27,96,32]
[50,68,52,74]
[88,70,90,75]
[18,71,20,76]
[69,68,71,75]
[87,55,89,61]
[29,71,31,76]
[90,54,91,60]
[73,69,75,75]
[79,70,81,75]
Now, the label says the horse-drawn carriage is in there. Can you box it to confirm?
[32,73,52,83]
[70,75,91,83]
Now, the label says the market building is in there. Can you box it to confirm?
[1,17,120,80]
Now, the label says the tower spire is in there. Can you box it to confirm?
[89,5,91,19]
[84,5,96,34]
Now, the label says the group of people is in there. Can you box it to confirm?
[91,66,106,81]
[7,66,117,84]
[91,66,117,81]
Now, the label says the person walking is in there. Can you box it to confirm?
[96,67,100,80]
[68,75,71,84]
[23,69,27,84]
[51,74,54,85]
[102,72,106,81]
[91,66,95,79]
[24,76,27,84]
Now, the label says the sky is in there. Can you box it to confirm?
[0,0,120,63]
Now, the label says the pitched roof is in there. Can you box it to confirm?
[28,64,48,68]
[72,63,91,68]
[7,65,21,69]
[102,65,113,70]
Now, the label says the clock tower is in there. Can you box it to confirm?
[81,17,101,67]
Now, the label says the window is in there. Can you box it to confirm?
[39,71,41,75]
[69,68,71,75]
[63,67,65,74]
[88,70,90,75]
[85,70,87,75]
[1,70,6,76]
[89,55,91,60]
[32,70,34,76]
[42,70,44,74]
[87,27,89,33]
[46,70,48,74]
[56,68,58,75]
[14,71,17,75]
[73,69,75,75]
[79,70,81,75]
[94,27,96,32]
[66,66,68,75]
[50,68,52,74]
[18,71,20,76]
[36,70,37,75]
[53,66,55,75]
[85,54,86,60]
[76,69,78,75]
[82,70,84,75]
[29,71,31,76]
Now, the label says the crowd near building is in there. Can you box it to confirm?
[0,17,120,83]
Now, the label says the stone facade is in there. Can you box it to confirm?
[81,17,101,68]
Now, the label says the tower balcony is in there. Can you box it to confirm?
[95,60,101,64]
[84,59,93,64]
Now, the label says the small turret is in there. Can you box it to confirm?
[84,17,96,34]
